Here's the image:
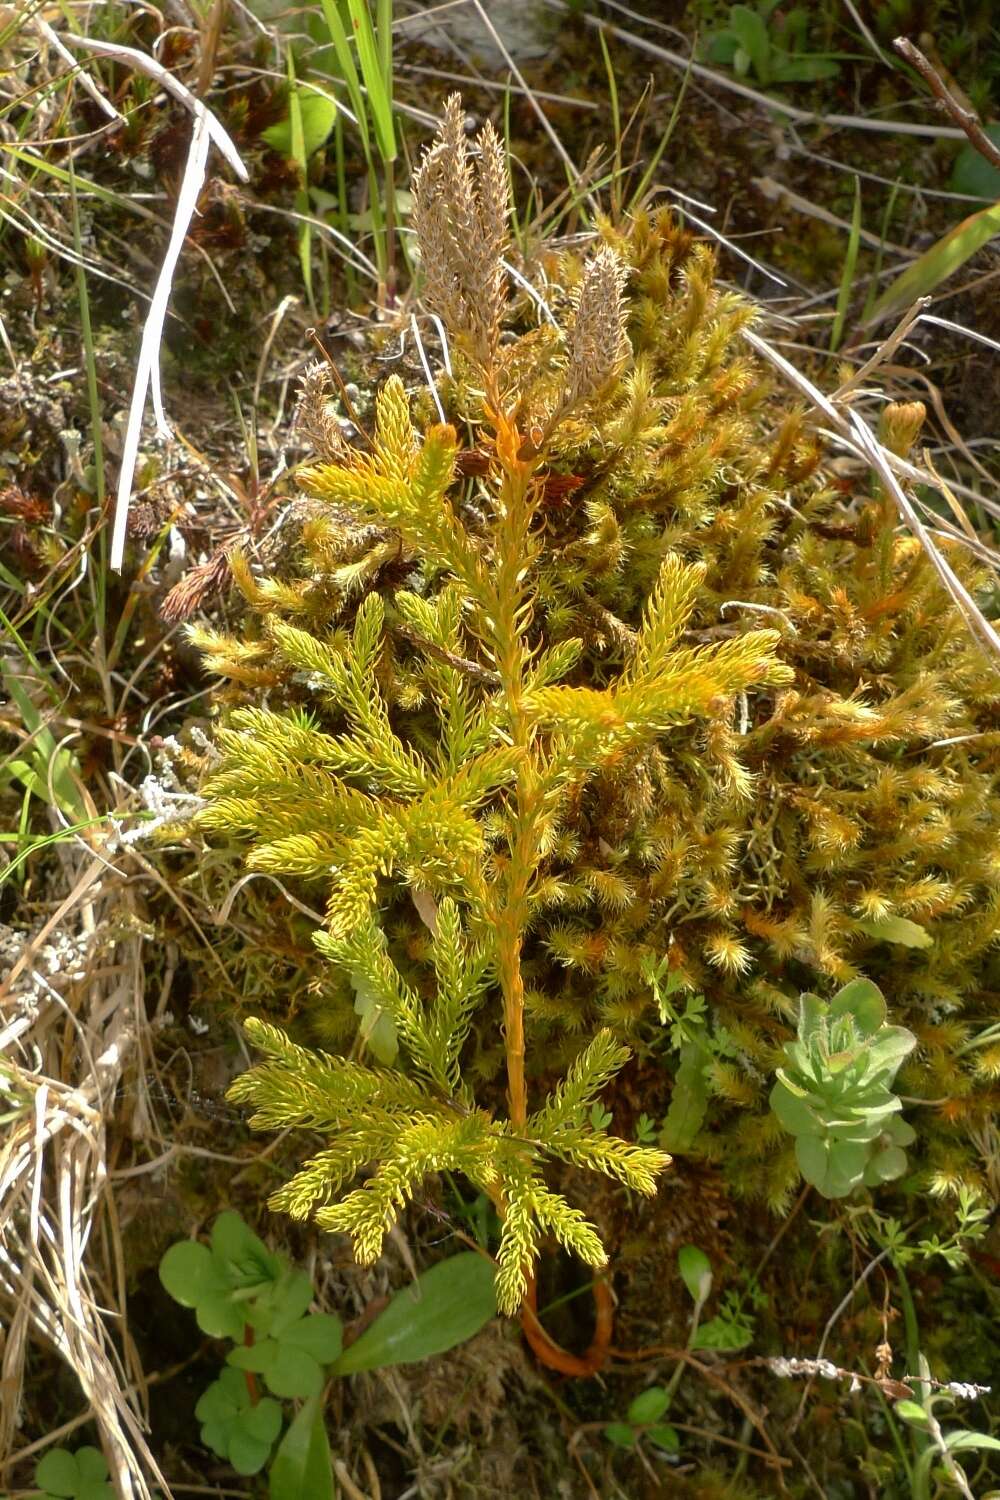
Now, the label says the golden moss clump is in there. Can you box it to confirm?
[191,116,999,1220]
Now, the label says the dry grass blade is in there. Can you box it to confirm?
[743,326,1000,658]
[0,857,166,1498]
[57,31,249,573]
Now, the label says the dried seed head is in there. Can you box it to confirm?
[411,94,510,366]
[294,361,350,462]
[565,246,630,406]
[878,400,926,459]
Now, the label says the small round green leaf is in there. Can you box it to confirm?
[262,1344,323,1399]
[196,1369,248,1423]
[870,1144,908,1182]
[269,1270,315,1334]
[211,1212,280,1287]
[603,1422,637,1448]
[627,1386,670,1425]
[158,1241,214,1308]
[239,1397,283,1446]
[35,1450,78,1497]
[195,1288,246,1342]
[74,1449,109,1484]
[647,1423,680,1452]
[227,1338,279,1373]
[281,1313,343,1365]
[227,1429,273,1476]
[199,1419,230,1460]
[77,1480,114,1500]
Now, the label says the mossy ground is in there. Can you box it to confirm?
[2,3,1000,1496]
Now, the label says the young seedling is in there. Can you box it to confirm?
[770,979,917,1198]
[158,1211,497,1489]
[32,1448,113,1500]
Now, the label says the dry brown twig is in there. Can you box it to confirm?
[893,36,1000,170]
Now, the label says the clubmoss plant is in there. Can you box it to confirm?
[191,95,1000,1283]
[190,98,791,1311]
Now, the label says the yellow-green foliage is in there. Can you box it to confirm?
[193,101,1000,1265]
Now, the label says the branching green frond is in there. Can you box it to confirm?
[525,637,584,691]
[269,1128,402,1218]
[318,917,437,1082]
[268,617,346,684]
[393,585,465,654]
[315,1114,498,1263]
[631,628,793,714]
[311,595,431,796]
[226,706,344,765]
[248,830,349,877]
[493,1157,542,1315]
[532,1183,607,1268]
[428,897,492,1092]
[440,746,522,809]
[324,821,399,936]
[629,554,706,682]
[300,382,488,600]
[544,1127,668,1195]
[230,1020,429,1126]
[529,1029,631,1134]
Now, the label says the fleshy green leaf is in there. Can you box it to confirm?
[35,1450,79,1497]
[269,1394,335,1500]
[281,1313,343,1363]
[603,1421,637,1448]
[263,89,338,158]
[647,1423,680,1452]
[795,1134,830,1188]
[770,1081,821,1136]
[240,1398,284,1447]
[228,1429,274,1476]
[627,1386,670,1425]
[660,1042,709,1151]
[333,1252,496,1374]
[261,1343,324,1398]
[856,917,933,950]
[158,1241,214,1307]
[831,978,886,1033]
[677,1245,712,1304]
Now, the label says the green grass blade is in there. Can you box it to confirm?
[869,199,1000,325]
[630,53,694,212]
[318,0,373,164]
[286,50,314,307]
[346,0,396,164]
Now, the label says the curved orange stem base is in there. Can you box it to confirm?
[520,1273,613,1377]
